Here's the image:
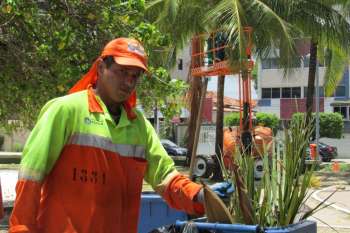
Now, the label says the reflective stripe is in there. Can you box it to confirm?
[68,133,146,159]
[18,167,45,182]
[154,170,179,195]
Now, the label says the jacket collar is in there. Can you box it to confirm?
[87,86,137,121]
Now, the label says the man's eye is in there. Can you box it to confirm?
[121,69,128,75]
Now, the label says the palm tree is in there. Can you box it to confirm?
[284,1,350,124]
[214,74,225,180]
[209,1,350,124]
[146,0,218,167]
[146,0,298,170]
[147,0,350,178]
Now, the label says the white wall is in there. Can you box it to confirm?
[256,99,281,117]
[169,45,191,81]
[324,97,335,113]
[260,67,326,88]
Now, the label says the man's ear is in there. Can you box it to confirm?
[96,58,105,78]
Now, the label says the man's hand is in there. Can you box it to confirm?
[209,181,235,198]
[195,181,235,203]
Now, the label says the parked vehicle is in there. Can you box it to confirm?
[306,141,337,162]
[193,154,216,178]
[160,139,188,156]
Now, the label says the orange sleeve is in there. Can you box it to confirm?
[160,173,204,215]
[9,180,41,233]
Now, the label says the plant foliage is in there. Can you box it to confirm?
[221,116,319,227]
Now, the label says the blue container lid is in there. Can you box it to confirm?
[176,220,261,233]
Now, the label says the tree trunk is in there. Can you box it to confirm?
[189,78,209,179]
[306,40,318,125]
[213,75,225,180]
[241,70,252,154]
[186,37,202,166]
[186,77,202,165]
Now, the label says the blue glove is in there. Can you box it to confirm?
[209,181,235,198]
[196,181,235,203]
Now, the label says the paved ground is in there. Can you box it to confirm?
[306,165,350,233]
[0,170,17,208]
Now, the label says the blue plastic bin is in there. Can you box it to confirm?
[138,192,187,233]
[175,219,317,233]
[265,220,317,233]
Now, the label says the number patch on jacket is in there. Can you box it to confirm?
[72,168,106,184]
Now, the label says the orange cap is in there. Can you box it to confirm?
[69,38,148,111]
[102,38,148,71]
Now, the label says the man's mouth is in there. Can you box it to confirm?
[120,88,131,95]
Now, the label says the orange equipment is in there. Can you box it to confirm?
[223,126,273,169]
[190,28,273,170]
[332,161,340,173]
[309,143,317,160]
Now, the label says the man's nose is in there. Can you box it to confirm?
[124,75,137,86]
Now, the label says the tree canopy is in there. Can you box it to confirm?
[0,0,186,130]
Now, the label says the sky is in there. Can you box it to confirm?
[207,74,258,99]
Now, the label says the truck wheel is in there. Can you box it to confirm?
[254,159,264,180]
[193,155,214,178]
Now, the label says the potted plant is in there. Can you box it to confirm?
[175,117,325,233]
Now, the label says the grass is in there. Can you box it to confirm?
[319,163,350,172]
[0,163,19,170]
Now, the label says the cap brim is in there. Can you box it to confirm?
[114,56,148,72]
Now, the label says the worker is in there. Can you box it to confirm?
[9,38,233,233]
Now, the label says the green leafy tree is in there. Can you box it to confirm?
[147,0,298,173]
[136,67,188,125]
[0,0,185,130]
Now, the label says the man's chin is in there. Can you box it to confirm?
[111,94,130,103]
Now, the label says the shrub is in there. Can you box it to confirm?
[319,112,343,138]
[255,112,279,134]
[291,112,344,138]
[224,112,280,134]
[224,112,240,126]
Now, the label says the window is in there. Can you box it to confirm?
[334,106,348,119]
[334,86,346,97]
[271,88,281,98]
[261,58,280,69]
[262,59,270,69]
[262,88,272,99]
[319,87,325,97]
[303,56,309,67]
[282,88,291,98]
[263,87,301,99]
[304,86,324,97]
[178,59,183,70]
[291,58,301,68]
[270,58,279,69]
[291,87,301,98]
[303,56,325,67]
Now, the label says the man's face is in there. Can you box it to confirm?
[98,61,143,103]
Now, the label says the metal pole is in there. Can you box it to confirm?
[315,62,320,158]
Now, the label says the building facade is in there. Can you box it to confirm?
[256,53,350,131]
